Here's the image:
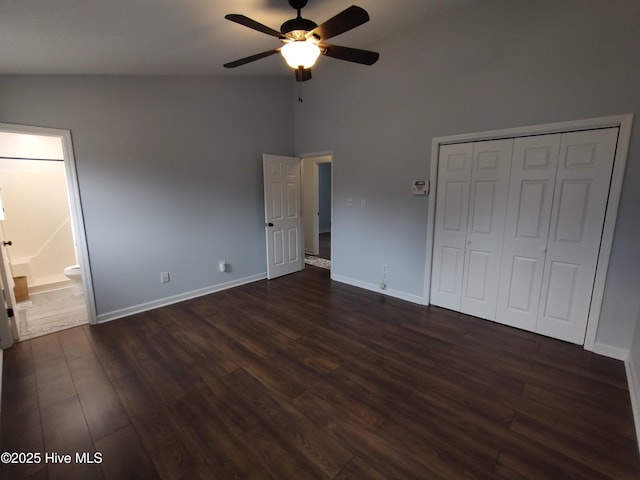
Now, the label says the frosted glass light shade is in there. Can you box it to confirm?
[281,41,321,69]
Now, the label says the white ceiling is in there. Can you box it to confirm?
[0,0,470,76]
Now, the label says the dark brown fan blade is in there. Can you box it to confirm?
[225,14,285,38]
[307,6,370,41]
[224,49,280,68]
[319,43,379,65]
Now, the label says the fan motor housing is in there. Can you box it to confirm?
[281,17,317,36]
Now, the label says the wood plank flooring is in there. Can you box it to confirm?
[319,232,331,260]
[2,266,639,479]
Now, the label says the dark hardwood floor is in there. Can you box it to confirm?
[2,266,639,479]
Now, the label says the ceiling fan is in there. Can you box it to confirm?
[223,0,379,82]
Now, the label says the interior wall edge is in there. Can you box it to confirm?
[331,273,423,305]
[590,341,630,361]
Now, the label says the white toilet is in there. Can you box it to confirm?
[63,264,83,295]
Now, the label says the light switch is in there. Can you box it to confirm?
[346,198,353,206]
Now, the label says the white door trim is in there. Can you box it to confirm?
[302,159,320,255]
[0,122,97,325]
[424,114,634,353]
[301,155,332,257]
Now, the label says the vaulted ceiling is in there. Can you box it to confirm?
[0,0,472,75]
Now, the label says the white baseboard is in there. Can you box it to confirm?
[625,357,640,454]
[590,341,629,360]
[97,273,267,324]
[331,273,424,305]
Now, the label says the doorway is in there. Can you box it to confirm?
[0,123,96,344]
[301,154,332,269]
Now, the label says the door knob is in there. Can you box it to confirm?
[2,241,11,246]
[265,222,274,227]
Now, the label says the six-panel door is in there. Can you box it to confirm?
[263,154,303,280]
[430,143,473,311]
[536,128,618,344]
[460,139,513,320]
[495,134,561,331]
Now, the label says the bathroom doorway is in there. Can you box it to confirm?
[0,124,95,342]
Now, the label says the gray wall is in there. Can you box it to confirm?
[0,75,293,317]
[294,0,640,351]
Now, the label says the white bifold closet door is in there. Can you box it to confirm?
[495,134,562,332]
[431,139,513,321]
[432,127,619,344]
[533,129,617,343]
[430,143,472,312]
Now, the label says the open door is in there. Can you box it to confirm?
[263,154,303,279]
[0,220,17,348]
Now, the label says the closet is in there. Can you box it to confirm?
[430,127,619,344]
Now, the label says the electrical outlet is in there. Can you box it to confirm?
[160,272,170,283]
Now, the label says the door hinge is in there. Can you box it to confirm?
[7,308,13,317]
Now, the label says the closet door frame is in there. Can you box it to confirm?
[424,114,633,355]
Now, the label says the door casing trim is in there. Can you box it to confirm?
[0,122,97,325]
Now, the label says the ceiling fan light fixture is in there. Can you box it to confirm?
[280,40,321,69]
[224,4,379,80]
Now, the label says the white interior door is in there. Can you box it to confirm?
[263,154,304,280]
[460,139,513,320]
[0,225,17,348]
[496,134,561,331]
[537,128,618,343]
[430,143,473,311]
